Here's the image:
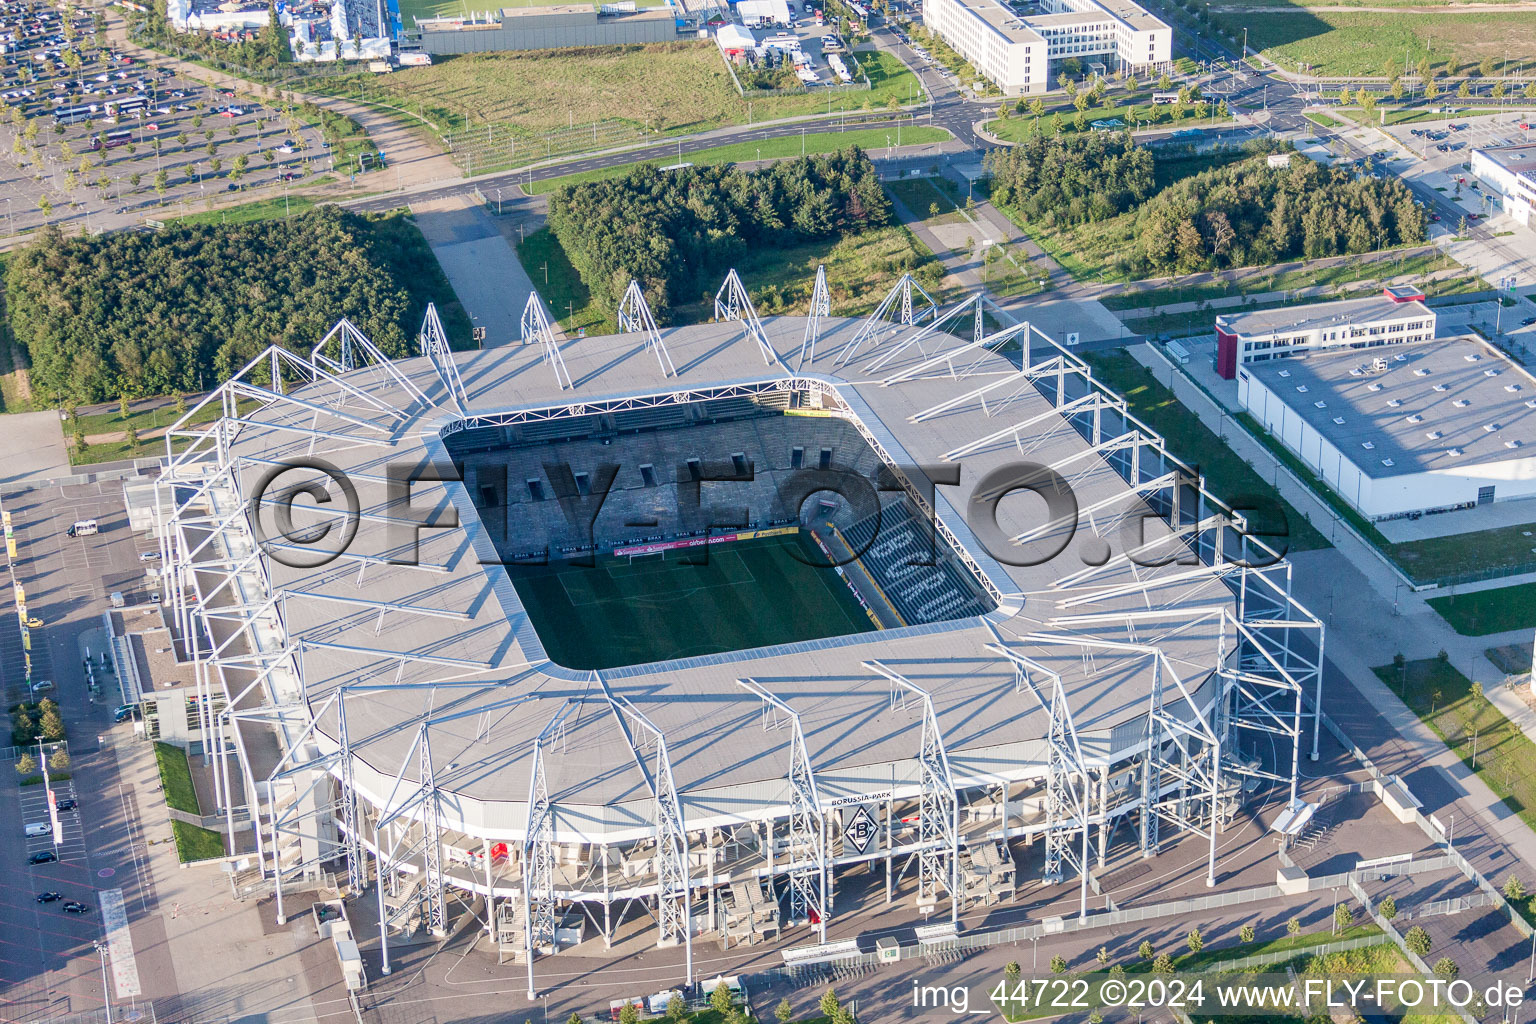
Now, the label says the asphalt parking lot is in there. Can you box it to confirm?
[0,0,330,236]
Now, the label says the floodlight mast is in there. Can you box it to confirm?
[420,303,469,411]
[798,264,830,368]
[713,268,778,365]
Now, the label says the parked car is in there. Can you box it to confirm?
[55,797,76,811]
[113,704,137,723]
[28,851,58,865]
[62,900,90,914]
[35,891,61,902]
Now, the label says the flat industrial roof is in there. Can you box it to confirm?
[1474,143,1536,182]
[954,0,1044,45]
[1217,295,1432,339]
[1242,335,1536,478]
[212,311,1260,839]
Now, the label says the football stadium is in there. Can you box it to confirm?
[153,270,1323,991]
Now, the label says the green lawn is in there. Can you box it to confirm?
[170,820,225,862]
[1351,106,1506,128]
[1428,583,1536,636]
[1236,10,1536,78]
[1304,111,1346,129]
[1082,351,1329,554]
[154,741,200,815]
[986,100,1228,142]
[527,125,950,195]
[1374,656,1536,833]
[311,44,923,148]
[504,532,874,670]
[167,194,318,226]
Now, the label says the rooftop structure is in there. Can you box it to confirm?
[1238,334,1536,518]
[1470,143,1536,230]
[1215,289,1436,380]
[155,273,1320,989]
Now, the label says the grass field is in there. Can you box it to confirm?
[986,100,1227,142]
[1236,9,1536,78]
[1427,582,1536,636]
[154,741,200,815]
[326,44,922,141]
[505,532,875,670]
[1374,655,1536,834]
[1082,351,1329,554]
[526,125,950,194]
[168,194,318,226]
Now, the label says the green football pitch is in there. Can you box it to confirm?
[504,532,877,670]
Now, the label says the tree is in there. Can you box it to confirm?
[49,748,69,773]
[1096,946,1110,965]
[1073,91,1090,112]
[618,1003,641,1024]
[1287,917,1301,939]
[1425,77,1440,100]
[1157,72,1173,92]
[1391,78,1405,101]
[818,989,840,1020]
[1139,940,1155,960]
[774,998,793,1024]
[1186,928,1203,954]
[1334,903,1354,932]
[1433,957,1459,980]
[72,427,86,453]
[39,707,64,741]
[1050,954,1068,974]
[1417,56,1433,83]
[1405,925,1431,956]
[567,1013,584,1024]
[1125,73,1138,91]
[1152,954,1175,975]
[38,195,51,219]
[15,751,35,776]
[1481,55,1498,78]
[1458,79,1471,99]
[929,201,940,217]
[1005,961,1022,983]
[1493,81,1508,101]
[1240,923,1255,943]
[1525,81,1536,100]
[1029,98,1045,119]
[1379,895,1397,921]
[1109,964,1125,981]
[1506,875,1527,901]
[666,994,688,1023]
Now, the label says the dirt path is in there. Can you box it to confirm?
[100,8,461,192]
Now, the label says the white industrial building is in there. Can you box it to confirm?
[921,0,1169,95]
[1238,335,1536,520]
[1215,287,1436,379]
[1469,144,1536,229]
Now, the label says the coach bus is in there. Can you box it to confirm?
[90,130,131,151]
[53,103,94,124]
[104,95,147,116]
[1151,91,1179,104]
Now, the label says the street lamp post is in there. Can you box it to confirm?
[93,940,112,1024]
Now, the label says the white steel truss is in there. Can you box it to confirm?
[523,699,577,997]
[737,679,829,942]
[983,639,1092,919]
[713,268,777,365]
[600,677,694,983]
[521,291,573,391]
[618,279,677,377]
[420,303,469,412]
[864,292,996,374]
[833,273,939,367]
[798,264,831,369]
[864,661,959,926]
[311,318,432,408]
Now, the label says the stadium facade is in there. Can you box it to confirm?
[154,270,1323,991]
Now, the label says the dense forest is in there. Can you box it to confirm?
[986,135,1427,276]
[545,148,892,318]
[7,207,452,403]
[985,132,1156,227]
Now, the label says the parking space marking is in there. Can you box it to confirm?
[97,887,141,999]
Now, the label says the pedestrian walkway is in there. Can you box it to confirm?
[410,194,560,348]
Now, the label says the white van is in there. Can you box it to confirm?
[66,519,98,538]
[24,823,51,837]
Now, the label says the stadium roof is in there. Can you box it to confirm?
[226,310,1246,840]
[1241,335,1536,477]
